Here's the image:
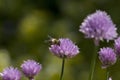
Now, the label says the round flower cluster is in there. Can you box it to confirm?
[49,38,79,58]
[98,47,116,68]
[21,60,42,79]
[0,67,21,80]
[79,10,117,45]
[0,59,42,80]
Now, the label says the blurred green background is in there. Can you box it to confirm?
[0,0,120,80]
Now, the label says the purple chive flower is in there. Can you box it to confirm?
[114,37,120,57]
[21,60,42,79]
[49,38,79,58]
[1,67,21,80]
[98,47,116,69]
[79,10,117,45]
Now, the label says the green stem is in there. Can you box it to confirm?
[106,68,109,80]
[89,45,98,80]
[60,58,65,80]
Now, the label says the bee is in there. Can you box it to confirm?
[45,35,60,45]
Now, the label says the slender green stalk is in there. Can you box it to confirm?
[89,45,98,80]
[60,58,65,80]
[106,68,110,80]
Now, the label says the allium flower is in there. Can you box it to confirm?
[79,10,117,45]
[1,67,21,80]
[21,60,42,79]
[114,37,120,57]
[98,47,116,68]
[49,38,79,58]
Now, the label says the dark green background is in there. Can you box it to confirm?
[0,0,120,80]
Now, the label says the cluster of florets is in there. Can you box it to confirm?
[97,37,120,69]
[98,47,116,68]
[79,10,119,69]
[0,60,42,80]
[79,10,117,45]
[98,36,120,69]
[49,38,79,58]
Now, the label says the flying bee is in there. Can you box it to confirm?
[45,35,60,45]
